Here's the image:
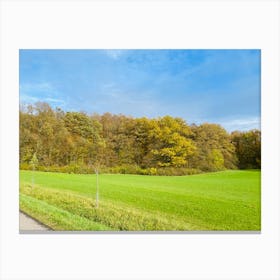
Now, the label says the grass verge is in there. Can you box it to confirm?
[20,193,113,231]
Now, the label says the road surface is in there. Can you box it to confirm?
[19,211,51,231]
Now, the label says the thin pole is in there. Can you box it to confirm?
[96,169,99,208]
[32,163,35,189]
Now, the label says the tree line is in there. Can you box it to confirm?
[20,102,261,175]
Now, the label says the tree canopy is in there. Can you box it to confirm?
[20,102,261,174]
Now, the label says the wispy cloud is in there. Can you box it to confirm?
[20,94,65,106]
[104,50,125,60]
[20,94,39,103]
[219,117,260,132]
[44,97,65,104]
[20,82,54,93]
[90,83,160,117]
[20,82,65,107]
[102,83,115,89]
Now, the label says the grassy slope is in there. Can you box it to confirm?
[20,194,113,231]
[19,170,261,231]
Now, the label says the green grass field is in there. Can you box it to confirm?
[19,170,261,231]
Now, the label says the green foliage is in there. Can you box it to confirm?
[20,163,96,174]
[30,152,39,168]
[155,167,201,176]
[20,170,261,230]
[231,130,261,169]
[20,163,201,176]
[189,123,237,171]
[209,149,225,171]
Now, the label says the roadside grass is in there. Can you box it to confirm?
[19,170,261,231]
[20,184,198,230]
[20,193,113,231]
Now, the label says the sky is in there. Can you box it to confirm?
[19,49,261,132]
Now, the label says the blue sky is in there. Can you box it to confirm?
[19,49,260,132]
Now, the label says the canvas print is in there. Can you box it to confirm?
[19,49,261,232]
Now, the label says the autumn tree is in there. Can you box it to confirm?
[19,102,260,174]
[98,113,136,167]
[20,105,39,163]
[189,123,237,171]
[150,116,196,168]
[63,111,103,165]
[231,129,261,169]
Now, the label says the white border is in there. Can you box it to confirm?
[1,1,279,279]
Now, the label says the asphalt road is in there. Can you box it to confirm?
[19,212,50,231]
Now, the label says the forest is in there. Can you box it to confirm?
[20,102,261,175]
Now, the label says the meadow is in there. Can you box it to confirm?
[19,170,261,231]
